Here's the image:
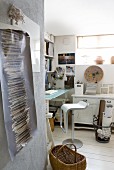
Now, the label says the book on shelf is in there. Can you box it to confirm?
[45,58,52,71]
[44,41,54,57]
[48,43,54,56]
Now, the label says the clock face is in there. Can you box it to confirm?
[84,65,104,83]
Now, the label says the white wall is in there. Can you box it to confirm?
[76,35,114,65]
[54,35,76,89]
[53,36,114,95]
[75,65,114,93]
[0,1,47,170]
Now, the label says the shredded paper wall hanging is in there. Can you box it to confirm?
[0,29,37,160]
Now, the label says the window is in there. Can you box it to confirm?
[77,35,114,49]
[76,35,114,65]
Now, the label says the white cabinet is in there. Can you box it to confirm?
[73,97,100,125]
[73,95,114,127]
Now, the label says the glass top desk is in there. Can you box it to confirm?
[45,89,70,100]
[45,89,70,113]
[45,89,71,148]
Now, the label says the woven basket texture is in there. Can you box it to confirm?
[49,144,86,170]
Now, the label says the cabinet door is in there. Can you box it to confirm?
[105,99,114,122]
[73,97,99,125]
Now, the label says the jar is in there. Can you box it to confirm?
[111,56,114,64]
[95,56,104,64]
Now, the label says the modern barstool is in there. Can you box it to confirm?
[60,101,89,149]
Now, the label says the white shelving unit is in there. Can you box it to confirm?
[45,33,55,152]
[44,33,54,72]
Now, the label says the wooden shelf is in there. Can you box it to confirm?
[44,38,54,44]
[45,54,54,58]
[47,71,54,73]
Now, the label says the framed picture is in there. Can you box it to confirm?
[66,66,75,76]
[58,53,75,64]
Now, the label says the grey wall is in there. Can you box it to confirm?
[0,0,47,170]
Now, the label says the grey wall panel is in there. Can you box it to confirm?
[0,0,46,170]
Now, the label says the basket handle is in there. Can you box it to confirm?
[56,143,77,160]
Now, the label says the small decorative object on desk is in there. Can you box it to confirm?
[111,56,114,64]
[75,83,84,95]
[95,56,104,64]
[49,143,86,170]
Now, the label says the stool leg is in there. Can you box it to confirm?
[62,110,83,149]
[60,109,66,133]
[60,109,62,128]
[71,112,74,140]
[71,111,83,148]
[64,111,68,133]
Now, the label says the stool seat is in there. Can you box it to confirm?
[61,101,88,113]
[60,101,89,149]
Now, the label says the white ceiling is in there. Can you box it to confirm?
[44,0,114,36]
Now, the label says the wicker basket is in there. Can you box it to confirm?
[93,115,112,143]
[49,143,86,170]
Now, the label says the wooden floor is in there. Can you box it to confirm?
[47,126,114,170]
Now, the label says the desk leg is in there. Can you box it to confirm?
[45,100,54,151]
[46,118,54,148]
[62,110,83,149]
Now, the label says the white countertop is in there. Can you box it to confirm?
[72,94,114,99]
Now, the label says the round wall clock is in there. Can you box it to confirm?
[84,65,103,83]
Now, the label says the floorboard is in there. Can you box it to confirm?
[47,126,114,170]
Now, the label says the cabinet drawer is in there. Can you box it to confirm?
[105,99,114,105]
[74,107,94,124]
